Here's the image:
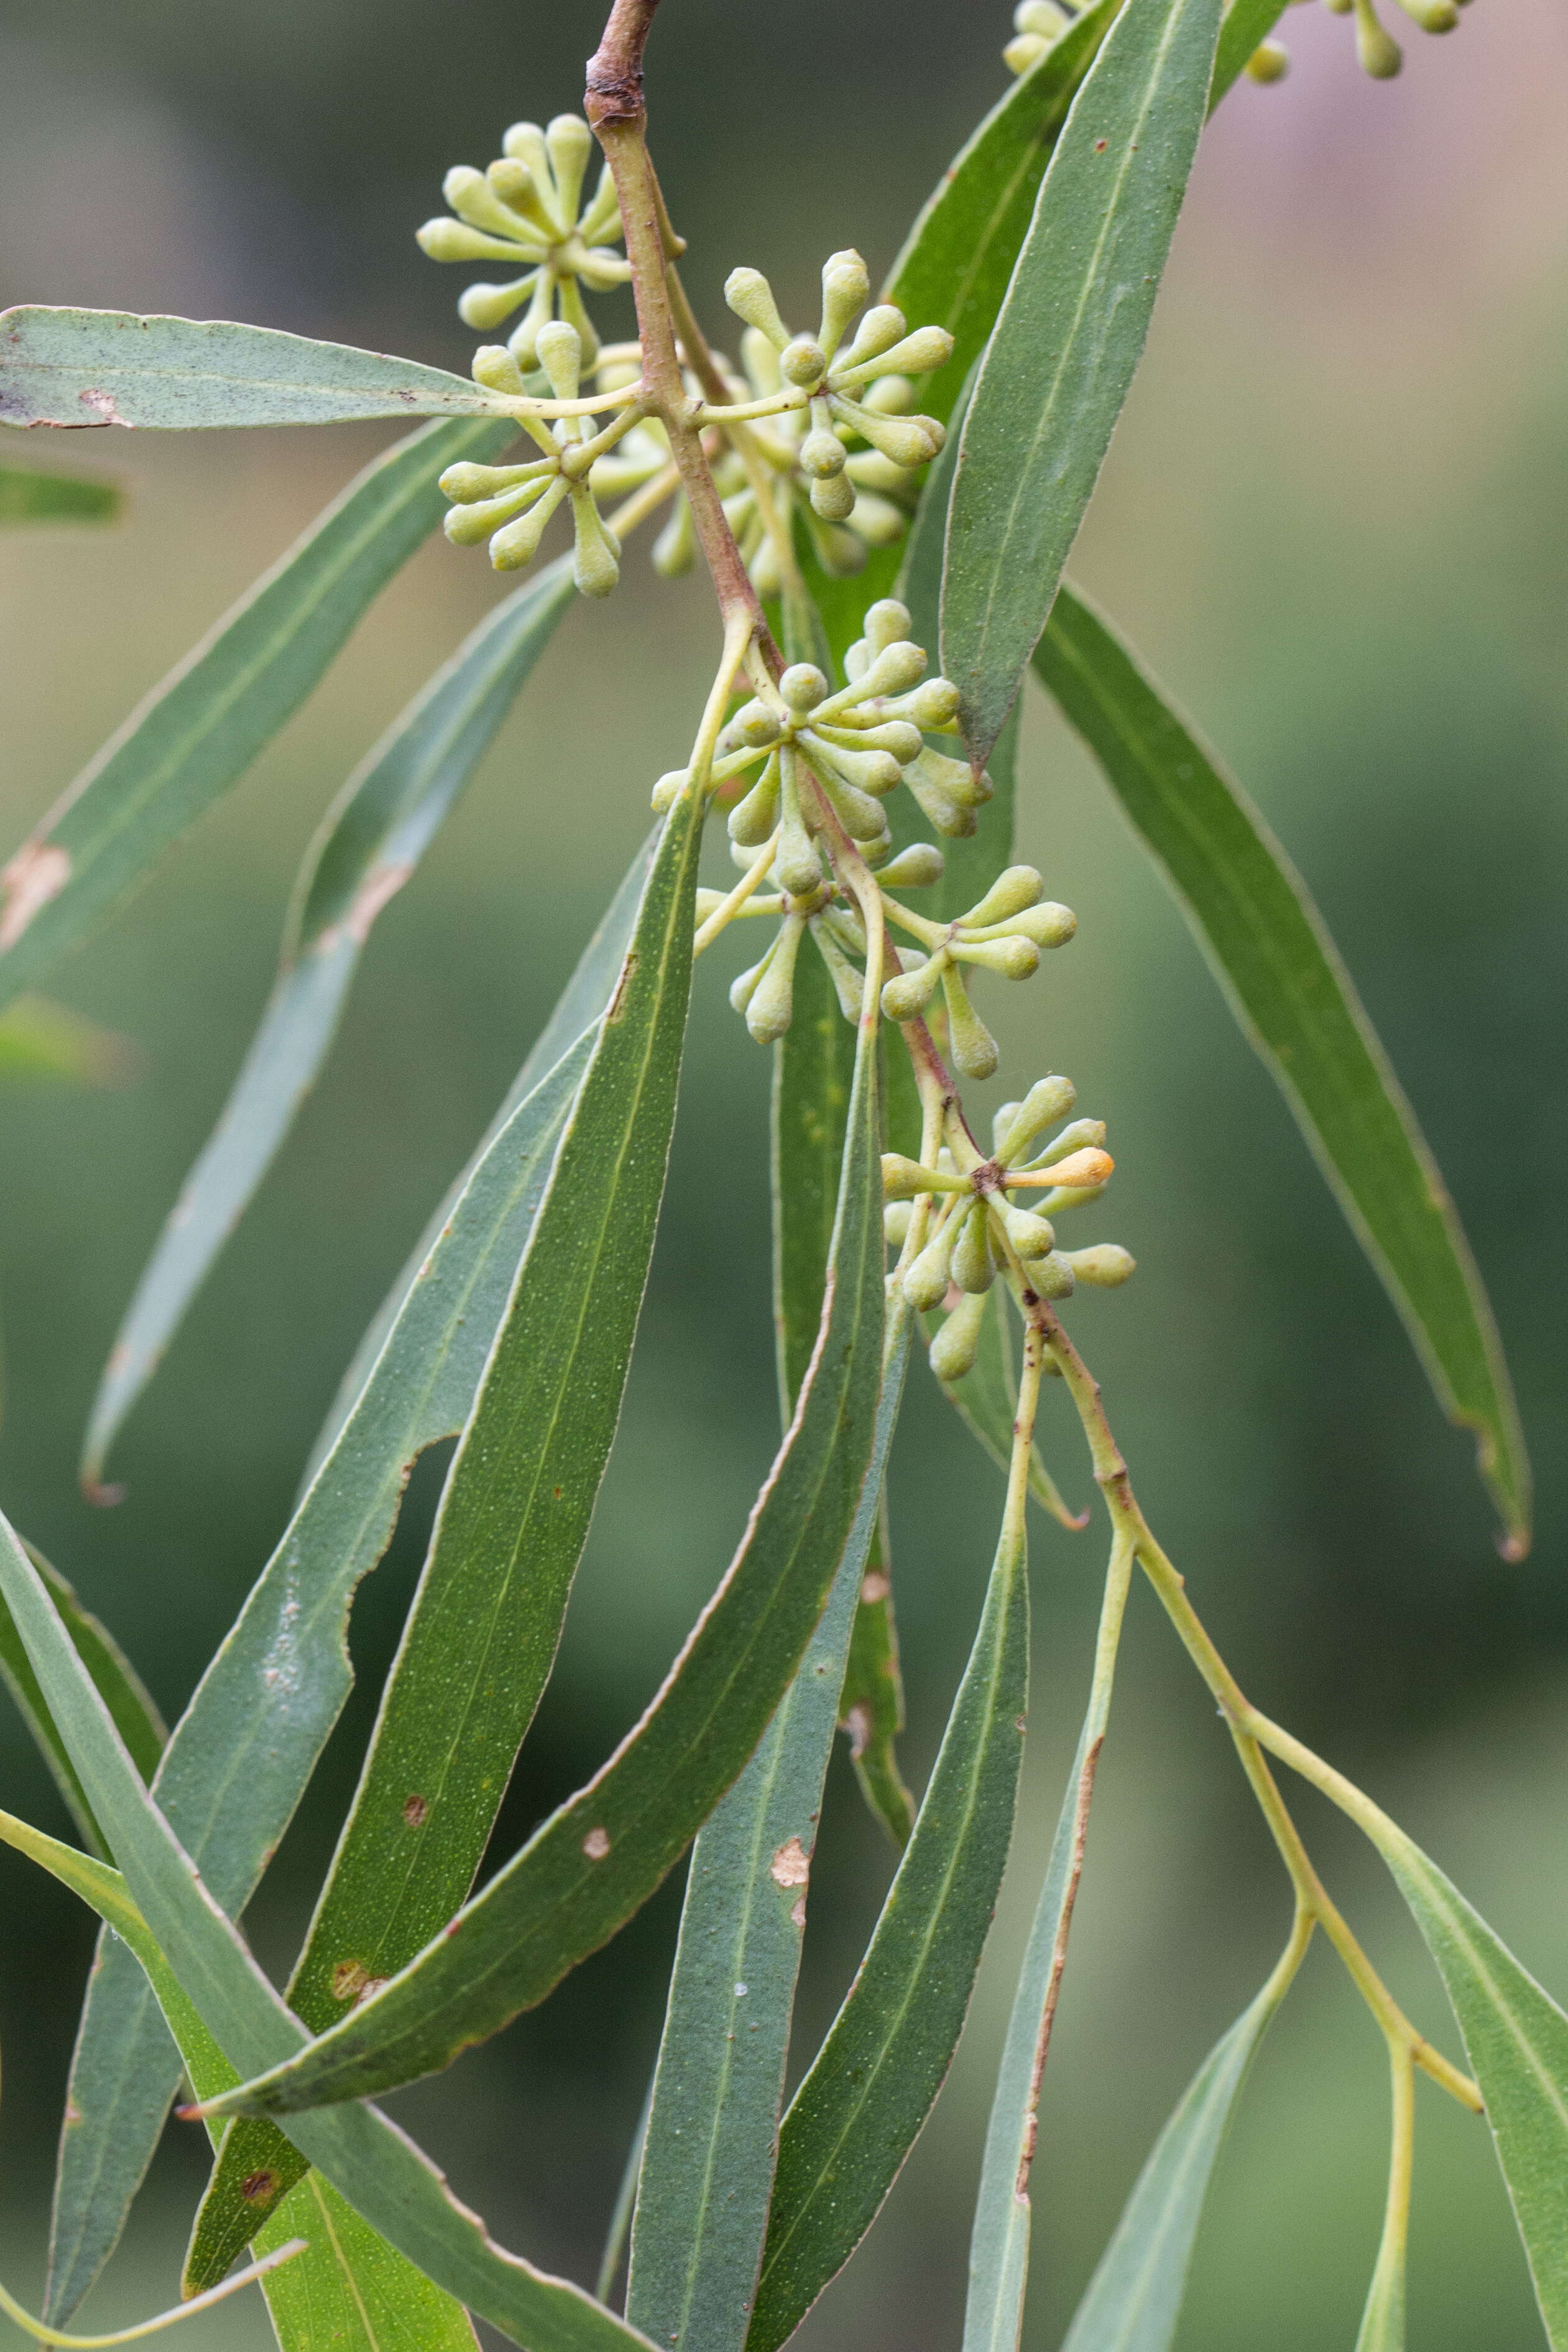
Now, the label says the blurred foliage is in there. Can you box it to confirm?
[0,1,1562,2346]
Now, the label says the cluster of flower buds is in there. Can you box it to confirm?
[881,1076,1134,1382]
[438,321,624,593]
[1003,0,1081,75]
[721,252,952,525]
[880,864,1076,1082]
[699,842,944,1043]
[417,115,629,368]
[1238,0,1466,85]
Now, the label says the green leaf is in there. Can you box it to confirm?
[0,1806,479,2352]
[0,463,122,523]
[49,1013,601,2319]
[837,1497,915,1850]
[199,955,886,2121]
[941,0,1224,767]
[0,998,132,1086]
[0,1519,664,2352]
[0,308,500,431]
[1380,1831,1568,2345]
[83,553,577,1493]
[185,772,704,2282]
[1034,584,1530,1550]
[1051,1942,1302,2352]
[0,413,517,1011]
[627,1302,912,2352]
[747,1498,1031,2352]
[0,1543,165,1858]
[921,1285,1087,1532]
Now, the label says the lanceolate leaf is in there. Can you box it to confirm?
[942,0,1224,766]
[186,776,706,2281]
[83,553,578,1492]
[0,464,121,523]
[1380,1831,1568,2346]
[0,413,517,1010]
[0,310,500,431]
[0,1807,479,2352]
[49,1023,597,2320]
[747,1502,1030,2352]
[0,1572,662,2352]
[0,1544,165,1858]
[200,964,887,2121]
[1054,1942,1303,2352]
[1035,584,1531,1551]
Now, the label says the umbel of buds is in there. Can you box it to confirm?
[881,1076,1135,1383]
[1003,0,1080,76]
[417,114,630,368]
[881,866,1076,1082]
[722,251,952,524]
[438,321,624,594]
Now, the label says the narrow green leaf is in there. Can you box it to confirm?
[838,1498,915,1850]
[0,1518,665,2352]
[0,309,499,431]
[49,1019,598,2318]
[0,998,132,1086]
[747,1500,1031,2352]
[941,0,1224,765]
[200,956,886,2121]
[1380,1830,1568,2345]
[1211,0,1293,101]
[307,831,658,1479]
[0,1544,165,1858]
[921,1285,1087,1532]
[1354,2228,1405,2352]
[1053,1946,1301,2352]
[1034,584,1530,1549]
[0,1806,479,2352]
[0,413,516,1010]
[0,464,122,523]
[83,553,576,1492]
[185,770,704,2282]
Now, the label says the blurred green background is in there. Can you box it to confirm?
[0,0,1565,2343]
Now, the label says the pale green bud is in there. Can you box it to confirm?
[860,375,915,417]
[1393,0,1456,23]
[882,1153,945,1200]
[832,399,944,468]
[903,1215,960,1311]
[1004,30,1050,72]
[781,335,827,388]
[1017,0,1071,32]
[1032,1251,1076,1300]
[652,496,696,576]
[570,489,620,598]
[1245,38,1290,78]
[847,492,907,547]
[780,664,829,714]
[951,1201,995,1294]
[880,955,945,1023]
[502,121,552,183]
[903,768,976,839]
[841,306,908,369]
[725,267,791,348]
[442,477,550,544]
[727,755,781,846]
[800,428,847,481]
[810,918,867,1022]
[489,476,568,569]
[744,915,804,1042]
[964,865,1045,928]
[734,699,784,749]
[994,1102,1023,1155]
[472,343,531,397]
[440,458,552,502]
[1354,0,1403,74]
[876,842,944,890]
[929,1289,989,1383]
[813,768,888,842]
[883,1201,913,1247]
[1000,1204,1056,1259]
[804,735,903,796]
[854,640,927,698]
[418,218,525,264]
[905,678,961,729]
[578,160,622,246]
[997,1076,1076,1164]
[864,599,911,653]
[443,165,535,242]
[953,934,1040,980]
[803,515,867,578]
[819,250,870,358]
[652,767,689,812]
[458,275,540,331]
[1063,1244,1137,1288]
[775,819,823,900]
[843,451,911,494]
[810,472,857,522]
[942,966,999,1081]
[1003,901,1077,949]
[545,114,594,223]
[485,158,558,238]
[832,326,954,390]
[536,319,583,401]
[740,326,782,393]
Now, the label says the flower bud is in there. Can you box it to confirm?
[1063,1244,1137,1288]
[775,818,823,900]
[954,934,1040,980]
[842,306,908,369]
[780,664,829,714]
[1245,39,1289,79]
[941,966,999,1081]
[910,745,991,806]
[1029,1116,1104,1166]
[877,842,945,890]
[458,276,540,331]
[489,476,568,569]
[1354,0,1403,75]
[443,165,535,242]
[951,1202,995,1294]
[819,250,870,356]
[846,492,907,547]
[1031,1251,1076,1300]
[1394,0,1456,23]
[1004,901,1077,949]
[905,678,961,730]
[810,472,857,522]
[882,1153,944,1200]
[809,918,867,1022]
[418,218,514,265]
[1004,30,1051,72]
[728,756,781,846]
[833,326,954,389]
[652,767,689,812]
[854,640,927,698]
[865,600,912,653]
[1041,1146,1114,1191]
[997,1076,1076,1164]
[834,402,946,469]
[929,1289,989,1383]
[744,916,804,1043]
[535,319,583,401]
[443,479,548,544]
[1000,1205,1056,1259]
[903,1220,959,1312]
[570,489,620,598]
[880,957,945,1023]
[800,430,848,481]
[732,700,783,749]
[805,736,903,796]
[472,344,531,397]
[963,865,1045,928]
[781,336,828,388]
[545,114,594,223]
[725,267,791,348]
[1018,0,1071,32]
[883,1201,913,1247]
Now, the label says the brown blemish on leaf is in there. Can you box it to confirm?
[402,1793,428,1827]
[790,1894,807,1930]
[240,2168,280,2204]
[860,1571,890,1605]
[844,1700,872,1760]
[770,1837,809,1891]
[582,1825,611,1860]
[63,2100,83,2127]
[354,1975,390,2007]
[331,1958,370,2003]
[340,859,414,948]
[605,950,638,1023]
[78,388,127,425]
[0,841,70,951]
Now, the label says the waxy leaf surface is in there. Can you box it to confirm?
[942,0,1222,764]
[84,553,576,1491]
[0,414,516,1012]
[1035,584,1529,1549]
